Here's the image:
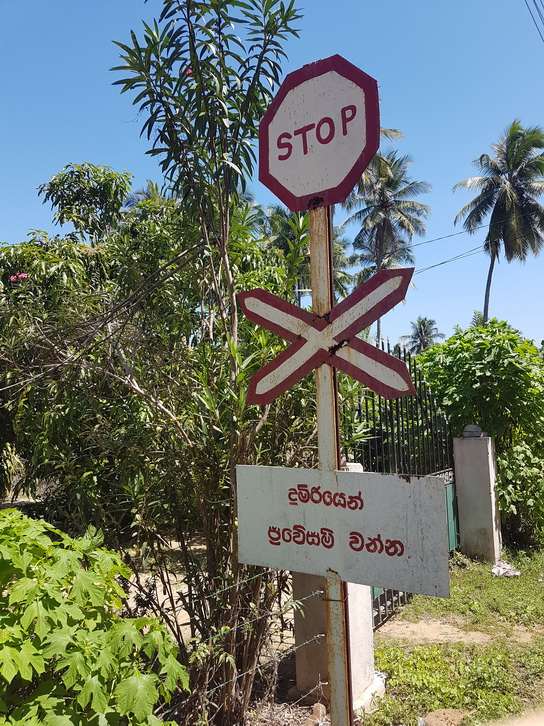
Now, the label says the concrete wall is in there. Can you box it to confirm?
[453,426,501,562]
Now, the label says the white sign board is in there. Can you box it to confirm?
[237,465,450,597]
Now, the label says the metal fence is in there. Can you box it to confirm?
[342,347,459,629]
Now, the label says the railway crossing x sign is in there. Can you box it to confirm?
[239,268,416,404]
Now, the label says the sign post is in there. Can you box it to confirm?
[256,55,381,726]
[236,54,449,726]
[310,205,353,725]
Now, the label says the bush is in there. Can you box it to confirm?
[0,509,188,725]
[419,320,544,544]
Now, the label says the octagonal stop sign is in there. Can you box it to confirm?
[259,55,380,212]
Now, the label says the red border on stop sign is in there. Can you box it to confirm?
[259,55,380,212]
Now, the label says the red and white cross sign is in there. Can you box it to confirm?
[239,269,416,404]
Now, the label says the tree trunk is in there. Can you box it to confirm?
[483,253,496,324]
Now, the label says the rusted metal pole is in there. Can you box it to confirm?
[309,205,353,726]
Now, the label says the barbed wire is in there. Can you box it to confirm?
[201,589,324,642]
[205,632,326,696]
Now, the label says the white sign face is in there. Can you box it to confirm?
[237,466,450,597]
[267,72,367,197]
[259,55,379,211]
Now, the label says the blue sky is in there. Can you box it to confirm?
[1,0,543,345]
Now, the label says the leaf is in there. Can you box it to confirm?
[70,570,104,607]
[161,654,189,693]
[8,577,40,606]
[42,631,73,659]
[114,672,159,721]
[43,714,77,726]
[78,674,109,713]
[0,646,18,683]
[57,651,89,689]
[16,640,46,679]
[109,620,144,658]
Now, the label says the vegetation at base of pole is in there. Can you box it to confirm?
[361,550,544,726]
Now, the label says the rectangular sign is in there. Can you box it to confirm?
[236,465,450,597]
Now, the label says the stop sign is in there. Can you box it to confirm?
[259,55,380,212]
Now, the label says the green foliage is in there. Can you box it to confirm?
[419,320,544,440]
[0,3,328,724]
[401,549,544,630]
[0,509,188,725]
[364,553,544,724]
[38,163,133,239]
[364,643,521,725]
[113,0,301,207]
[419,320,544,542]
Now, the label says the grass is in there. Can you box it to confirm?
[359,549,544,726]
[401,549,544,632]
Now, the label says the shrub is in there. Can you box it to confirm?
[0,509,188,725]
[419,320,544,544]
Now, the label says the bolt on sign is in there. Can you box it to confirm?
[237,466,450,598]
[259,54,379,211]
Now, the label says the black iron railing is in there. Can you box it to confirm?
[341,346,458,629]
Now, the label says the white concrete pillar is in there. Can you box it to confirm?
[453,425,502,562]
[290,573,384,710]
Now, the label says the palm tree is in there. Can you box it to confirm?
[454,120,544,323]
[401,316,444,354]
[342,150,431,345]
[265,205,352,304]
[124,179,168,209]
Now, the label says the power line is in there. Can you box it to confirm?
[524,0,544,44]
[414,245,483,275]
[411,227,481,249]
[532,0,544,27]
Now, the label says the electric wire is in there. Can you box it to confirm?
[414,245,483,275]
[524,0,544,43]
[532,0,544,27]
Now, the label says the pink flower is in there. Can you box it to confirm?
[17,273,28,279]
[185,68,192,75]
[9,275,17,282]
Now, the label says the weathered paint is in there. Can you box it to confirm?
[238,268,415,404]
[236,465,450,598]
[259,55,379,211]
[309,205,354,726]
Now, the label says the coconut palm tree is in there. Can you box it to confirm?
[265,204,352,304]
[454,120,544,323]
[342,150,431,345]
[401,316,444,354]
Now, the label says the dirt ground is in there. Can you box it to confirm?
[250,615,544,726]
[375,615,544,645]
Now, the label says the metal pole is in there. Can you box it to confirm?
[309,205,353,726]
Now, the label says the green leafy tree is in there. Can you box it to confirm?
[38,163,133,241]
[0,509,188,725]
[341,150,430,344]
[454,120,544,323]
[401,316,444,354]
[419,320,544,543]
